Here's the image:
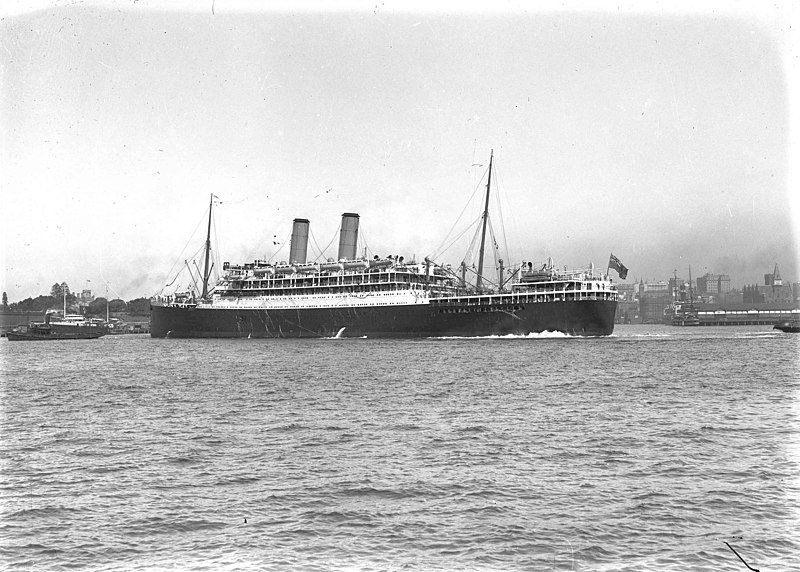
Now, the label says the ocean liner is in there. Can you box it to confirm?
[151,153,619,338]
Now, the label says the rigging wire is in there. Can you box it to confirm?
[456,158,512,287]
[103,280,126,301]
[429,163,489,260]
[491,165,511,266]
[446,260,499,291]
[438,217,482,260]
[487,217,505,286]
[463,216,483,268]
[311,222,341,262]
[271,231,291,263]
[168,242,205,294]
[212,205,221,286]
[187,260,201,296]
[163,274,180,289]
[308,228,326,261]
[158,205,208,294]
[358,227,373,259]
[192,260,204,292]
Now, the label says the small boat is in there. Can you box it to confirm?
[665,302,700,326]
[6,292,107,341]
[773,321,800,333]
[671,310,700,327]
[667,266,700,326]
[7,314,106,341]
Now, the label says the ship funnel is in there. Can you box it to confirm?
[289,218,310,264]
[337,213,359,261]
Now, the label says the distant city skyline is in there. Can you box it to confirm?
[2,2,798,301]
[5,261,798,305]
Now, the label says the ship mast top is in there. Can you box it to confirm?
[475,149,493,292]
[201,193,213,299]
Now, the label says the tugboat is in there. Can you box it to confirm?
[667,267,700,326]
[7,313,106,341]
[151,151,622,338]
[667,304,700,327]
[6,290,106,341]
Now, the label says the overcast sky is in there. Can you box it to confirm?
[2,1,798,301]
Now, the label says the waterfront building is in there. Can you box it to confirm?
[615,283,636,302]
[743,264,794,305]
[717,289,744,305]
[639,279,672,323]
[614,282,639,324]
[696,273,731,295]
[80,289,94,304]
[644,280,670,293]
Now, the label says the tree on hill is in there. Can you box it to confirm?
[48,282,78,308]
[126,297,150,316]
[7,289,153,315]
[50,282,70,299]
[86,297,109,316]
[15,295,57,312]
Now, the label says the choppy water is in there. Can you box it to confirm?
[1,325,799,571]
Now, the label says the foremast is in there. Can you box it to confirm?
[475,149,493,292]
[200,193,214,299]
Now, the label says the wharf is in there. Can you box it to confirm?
[0,310,48,336]
[695,303,798,326]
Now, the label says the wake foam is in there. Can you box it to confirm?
[431,331,577,340]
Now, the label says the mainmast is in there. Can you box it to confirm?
[673,269,678,301]
[475,150,493,292]
[200,193,213,299]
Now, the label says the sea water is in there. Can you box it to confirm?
[1,325,798,571]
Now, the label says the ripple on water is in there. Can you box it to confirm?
[1,329,798,570]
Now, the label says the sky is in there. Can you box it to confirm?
[1,1,799,301]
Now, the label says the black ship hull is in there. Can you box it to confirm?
[150,298,617,338]
[6,325,106,341]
